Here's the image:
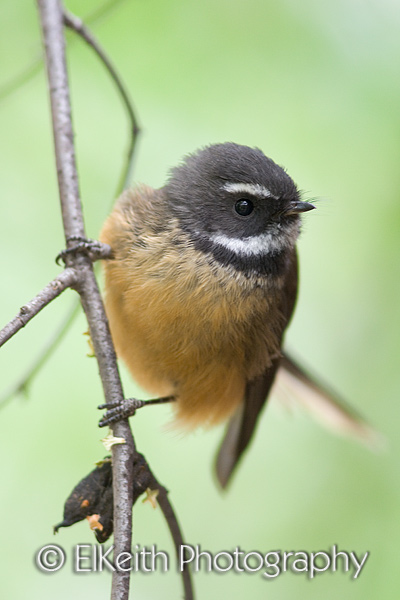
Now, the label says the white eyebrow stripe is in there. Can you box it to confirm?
[222,182,277,199]
[209,223,299,256]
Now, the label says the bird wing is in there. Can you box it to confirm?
[215,250,299,488]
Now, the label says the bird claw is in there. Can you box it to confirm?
[98,396,176,427]
[56,236,112,266]
[98,398,145,427]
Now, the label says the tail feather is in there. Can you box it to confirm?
[275,353,382,448]
[215,352,382,488]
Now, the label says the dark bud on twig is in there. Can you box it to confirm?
[54,453,156,543]
[53,458,114,543]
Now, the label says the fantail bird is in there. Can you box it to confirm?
[99,142,373,487]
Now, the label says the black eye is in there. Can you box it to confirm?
[234,199,254,216]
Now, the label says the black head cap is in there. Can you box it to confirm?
[164,143,304,239]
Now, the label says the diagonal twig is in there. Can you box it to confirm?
[0,269,77,348]
[63,8,140,196]
[130,456,194,600]
[0,300,79,408]
[156,485,194,600]
[0,0,129,102]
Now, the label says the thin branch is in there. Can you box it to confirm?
[6,4,192,599]
[156,485,194,600]
[0,301,79,408]
[63,9,140,194]
[0,269,77,348]
[0,0,128,103]
[1,4,139,405]
[36,2,134,599]
[130,455,194,600]
[76,268,135,600]
[38,6,83,242]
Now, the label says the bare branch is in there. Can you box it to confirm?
[37,4,83,243]
[0,301,79,408]
[36,2,135,598]
[0,269,77,348]
[1,1,138,405]
[130,456,194,600]
[156,485,194,600]
[0,0,129,103]
[63,9,140,194]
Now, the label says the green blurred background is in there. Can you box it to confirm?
[1,0,399,598]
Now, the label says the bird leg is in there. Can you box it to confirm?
[98,396,176,427]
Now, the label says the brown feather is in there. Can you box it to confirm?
[215,252,299,487]
[101,187,287,428]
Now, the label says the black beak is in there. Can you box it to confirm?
[284,200,316,216]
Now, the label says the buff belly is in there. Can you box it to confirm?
[103,269,248,426]
[100,201,281,428]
